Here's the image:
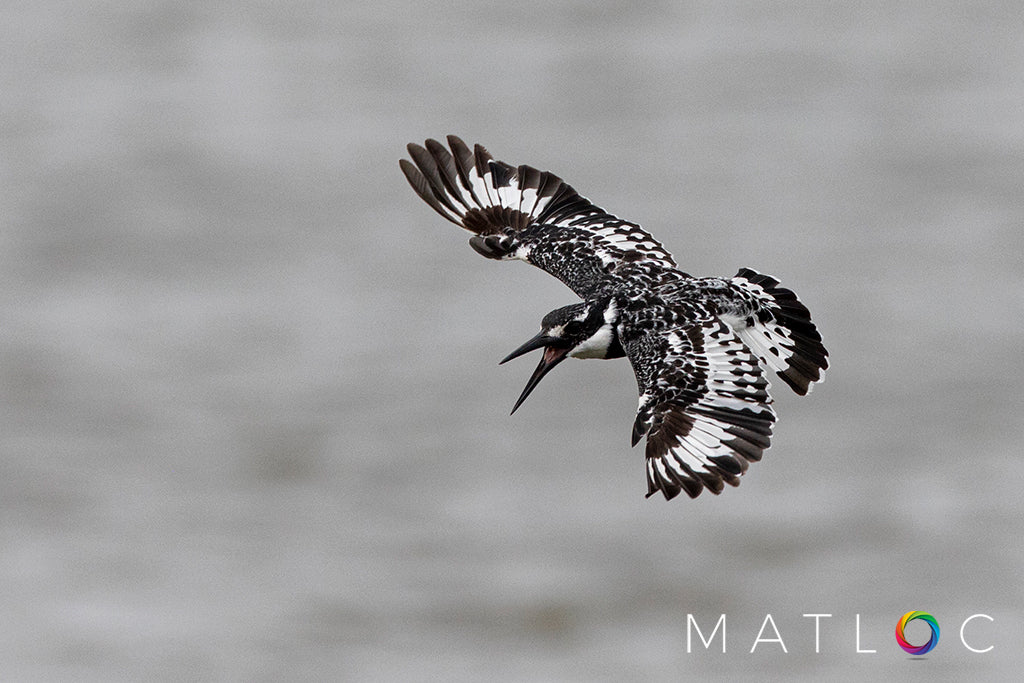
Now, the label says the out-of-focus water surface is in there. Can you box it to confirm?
[3,1,1023,680]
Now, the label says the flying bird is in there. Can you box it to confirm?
[400,136,828,500]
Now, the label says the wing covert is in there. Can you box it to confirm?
[401,135,677,297]
[625,314,777,500]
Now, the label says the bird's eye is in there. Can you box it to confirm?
[563,322,582,336]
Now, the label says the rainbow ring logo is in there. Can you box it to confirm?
[895,611,940,655]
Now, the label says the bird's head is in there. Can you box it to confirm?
[500,298,622,413]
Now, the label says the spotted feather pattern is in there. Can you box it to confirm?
[626,315,776,500]
[400,136,677,297]
[709,269,829,395]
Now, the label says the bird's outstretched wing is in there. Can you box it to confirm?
[400,135,678,298]
[626,312,777,500]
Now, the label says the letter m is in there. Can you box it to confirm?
[687,614,726,653]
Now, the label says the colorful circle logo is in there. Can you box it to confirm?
[895,611,940,655]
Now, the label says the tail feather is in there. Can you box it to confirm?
[722,268,829,396]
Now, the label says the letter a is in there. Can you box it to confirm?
[750,614,788,653]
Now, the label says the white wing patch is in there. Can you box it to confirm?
[724,315,798,377]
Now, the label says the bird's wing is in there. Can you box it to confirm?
[400,135,678,298]
[625,312,777,500]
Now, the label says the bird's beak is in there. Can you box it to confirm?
[500,332,570,414]
[499,331,558,365]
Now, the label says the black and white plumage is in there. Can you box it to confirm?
[401,136,828,500]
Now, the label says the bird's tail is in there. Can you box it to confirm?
[720,268,829,395]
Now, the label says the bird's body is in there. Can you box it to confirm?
[401,136,828,500]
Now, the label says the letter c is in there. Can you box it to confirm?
[959,614,994,653]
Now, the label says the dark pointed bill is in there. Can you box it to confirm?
[499,331,559,365]
[500,331,570,414]
[509,345,570,414]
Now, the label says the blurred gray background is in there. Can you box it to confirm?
[3,1,1023,680]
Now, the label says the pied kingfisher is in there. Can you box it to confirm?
[400,136,828,500]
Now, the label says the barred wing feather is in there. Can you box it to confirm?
[401,136,677,297]
[627,315,777,500]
